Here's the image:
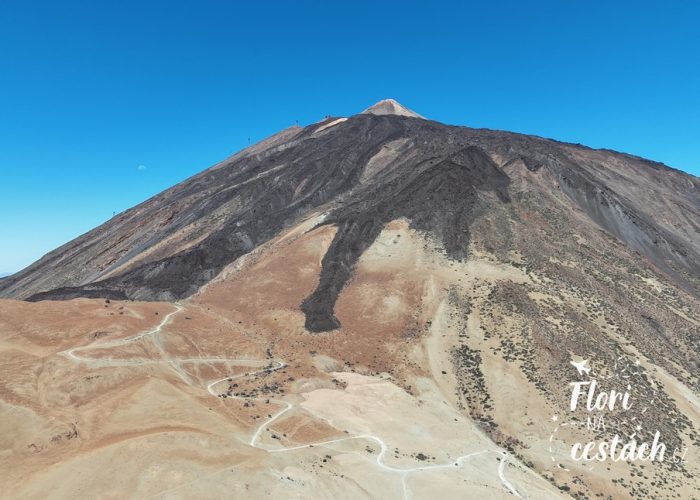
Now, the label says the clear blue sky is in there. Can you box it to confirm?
[1,1,698,274]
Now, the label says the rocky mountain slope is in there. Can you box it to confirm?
[2,100,697,311]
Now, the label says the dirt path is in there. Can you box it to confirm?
[61,302,528,499]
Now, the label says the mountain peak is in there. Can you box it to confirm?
[361,99,424,118]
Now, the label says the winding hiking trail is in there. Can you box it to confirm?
[60,303,525,499]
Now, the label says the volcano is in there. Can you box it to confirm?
[2,100,697,320]
[0,100,698,499]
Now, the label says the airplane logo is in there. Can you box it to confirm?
[570,358,591,377]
